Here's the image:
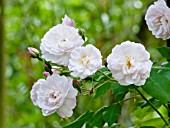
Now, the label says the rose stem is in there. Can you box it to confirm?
[132,85,169,126]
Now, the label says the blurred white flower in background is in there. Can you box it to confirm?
[40,24,84,66]
[68,44,102,79]
[145,0,170,40]
[62,15,75,27]
[30,74,78,118]
[107,41,152,86]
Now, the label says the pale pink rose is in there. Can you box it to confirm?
[68,44,102,79]
[40,24,84,66]
[107,41,152,86]
[30,74,78,118]
[145,0,170,40]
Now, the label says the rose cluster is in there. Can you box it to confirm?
[28,8,156,118]
[29,15,103,118]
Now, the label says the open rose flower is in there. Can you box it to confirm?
[40,24,84,66]
[145,0,170,40]
[68,44,102,79]
[30,74,78,118]
[107,41,152,86]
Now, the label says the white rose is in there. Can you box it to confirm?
[145,0,170,40]
[30,74,78,118]
[68,44,102,79]
[40,24,84,66]
[107,41,152,86]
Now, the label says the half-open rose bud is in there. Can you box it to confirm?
[28,47,40,58]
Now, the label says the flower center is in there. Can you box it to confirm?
[79,55,90,66]
[48,91,63,106]
[125,57,132,69]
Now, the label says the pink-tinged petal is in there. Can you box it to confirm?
[28,47,39,58]
[57,106,73,118]
[62,15,75,27]
[43,72,50,77]
[66,86,78,98]
[42,109,57,116]
[30,79,46,106]
[63,98,77,109]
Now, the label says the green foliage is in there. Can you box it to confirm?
[111,84,129,101]
[65,104,122,128]
[157,47,170,60]
[86,107,106,128]
[103,104,121,126]
[63,111,94,128]
[94,81,113,98]
[142,68,170,103]
[139,98,162,109]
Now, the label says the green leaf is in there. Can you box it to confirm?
[103,104,122,126]
[142,69,170,103]
[85,67,111,82]
[140,98,162,109]
[141,117,165,127]
[63,111,94,128]
[112,84,129,101]
[93,81,113,98]
[86,107,106,128]
[157,47,170,60]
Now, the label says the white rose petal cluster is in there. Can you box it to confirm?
[40,24,84,66]
[107,41,152,86]
[30,73,78,118]
[68,44,102,79]
[145,0,170,40]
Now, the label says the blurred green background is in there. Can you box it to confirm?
[3,0,167,127]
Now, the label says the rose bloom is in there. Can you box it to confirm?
[40,24,84,66]
[68,44,102,79]
[107,41,152,86]
[30,74,78,118]
[145,0,170,40]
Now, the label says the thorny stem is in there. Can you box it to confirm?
[133,86,169,126]
[37,55,43,61]
[98,70,115,81]
[118,97,136,104]
[94,79,111,90]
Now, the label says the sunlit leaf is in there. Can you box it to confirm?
[63,111,94,128]
[111,84,129,101]
[103,104,121,126]
[93,81,113,98]
[157,47,170,60]
[142,69,170,103]
[86,107,106,128]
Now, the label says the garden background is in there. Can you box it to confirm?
[0,0,168,127]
